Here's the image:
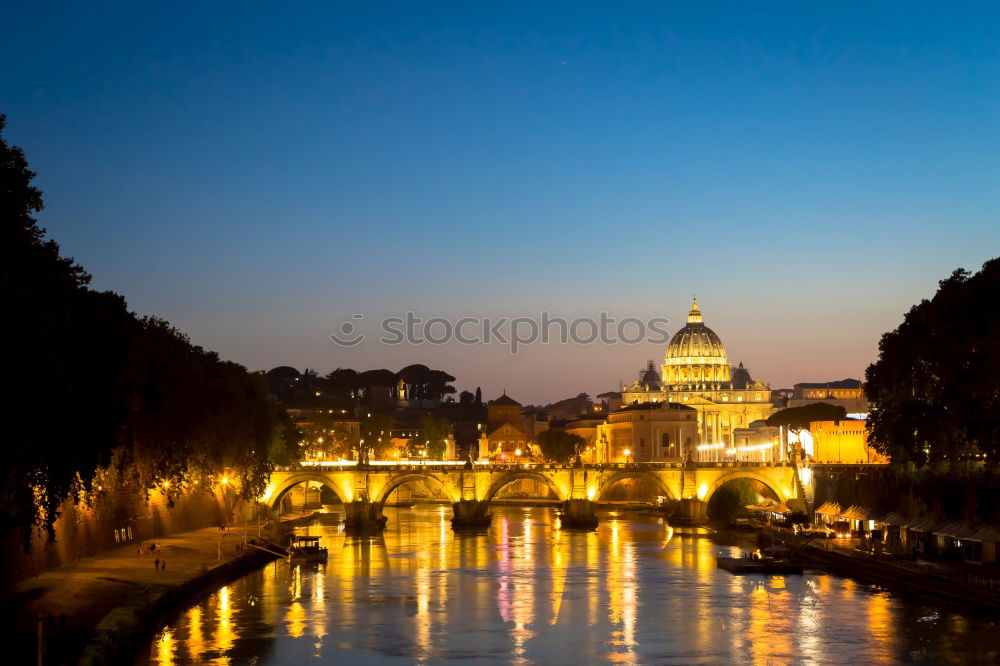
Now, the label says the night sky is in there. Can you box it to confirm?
[3,2,999,403]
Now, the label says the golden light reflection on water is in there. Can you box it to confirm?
[145,506,1000,665]
[157,629,173,666]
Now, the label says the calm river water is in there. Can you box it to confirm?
[143,506,1000,664]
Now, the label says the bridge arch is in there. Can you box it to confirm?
[374,472,459,510]
[704,470,787,505]
[267,473,346,512]
[596,471,674,502]
[484,471,566,505]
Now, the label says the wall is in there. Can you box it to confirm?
[1,483,233,588]
[811,420,889,464]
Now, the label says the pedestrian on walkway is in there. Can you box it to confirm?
[161,560,166,571]
[154,557,160,570]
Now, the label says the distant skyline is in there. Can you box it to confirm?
[3,2,999,403]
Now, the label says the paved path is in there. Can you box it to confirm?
[5,526,256,664]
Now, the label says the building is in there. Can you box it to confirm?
[521,408,550,440]
[810,418,889,464]
[729,420,782,463]
[788,379,868,414]
[480,393,531,459]
[563,417,604,463]
[620,299,775,456]
[594,402,699,463]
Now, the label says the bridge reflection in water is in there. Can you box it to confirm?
[146,506,1000,665]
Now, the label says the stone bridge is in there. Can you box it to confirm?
[262,461,807,530]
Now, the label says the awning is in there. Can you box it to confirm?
[877,511,909,527]
[839,505,877,521]
[936,522,978,539]
[746,499,791,514]
[968,525,1000,543]
[814,501,841,516]
[906,517,944,533]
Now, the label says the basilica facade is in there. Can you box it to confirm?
[620,299,775,458]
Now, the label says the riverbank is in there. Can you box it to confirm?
[753,525,1000,610]
[2,526,282,665]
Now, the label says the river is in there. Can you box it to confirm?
[142,505,1000,664]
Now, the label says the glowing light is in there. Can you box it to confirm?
[515,449,522,456]
[586,486,597,501]
[220,477,229,485]
[696,442,727,451]
[799,466,812,485]
[157,629,174,665]
[735,443,774,453]
[696,483,708,501]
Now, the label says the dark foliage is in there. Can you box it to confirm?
[865,259,1000,464]
[766,403,847,431]
[1,116,295,548]
[536,430,585,464]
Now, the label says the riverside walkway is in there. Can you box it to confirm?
[5,526,266,665]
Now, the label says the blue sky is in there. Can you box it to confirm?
[3,2,999,403]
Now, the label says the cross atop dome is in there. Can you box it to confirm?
[687,297,703,324]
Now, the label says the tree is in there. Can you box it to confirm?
[421,415,452,459]
[360,413,395,459]
[297,411,357,460]
[536,430,585,464]
[866,258,1000,465]
[1,115,294,547]
[766,403,847,431]
[2,114,133,545]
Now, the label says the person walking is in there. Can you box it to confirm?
[154,557,160,570]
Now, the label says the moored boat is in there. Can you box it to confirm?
[289,535,328,562]
[718,551,804,575]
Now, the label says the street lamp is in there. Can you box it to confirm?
[623,448,631,463]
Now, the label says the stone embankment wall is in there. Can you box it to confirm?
[1,484,249,587]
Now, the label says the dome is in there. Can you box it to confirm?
[665,299,727,360]
[731,361,752,389]
[662,298,731,386]
[639,360,661,388]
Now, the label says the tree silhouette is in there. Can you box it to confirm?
[866,258,1000,464]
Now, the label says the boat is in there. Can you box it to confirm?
[718,551,804,575]
[288,535,328,562]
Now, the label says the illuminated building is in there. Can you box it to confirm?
[787,379,868,414]
[563,417,604,463]
[809,418,889,464]
[620,299,775,458]
[480,393,531,459]
[594,402,699,463]
[730,420,782,463]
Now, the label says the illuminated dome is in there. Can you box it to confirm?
[731,361,752,389]
[662,299,731,386]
